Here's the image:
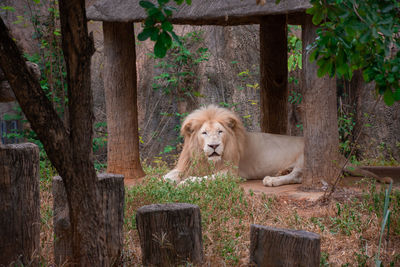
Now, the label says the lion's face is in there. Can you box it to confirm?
[198,121,227,162]
[176,105,246,174]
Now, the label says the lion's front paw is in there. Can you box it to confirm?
[262,176,276,187]
[163,169,181,184]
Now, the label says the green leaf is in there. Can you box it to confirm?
[161,21,173,32]
[170,31,182,46]
[154,38,167,58]
[393,87,400,101]
[33,0,40,3]
[158,0,169,5]
[1,6,16,12]
[138,28,153,41]
[383,89,395,106]
[160,31,172,49]
[175,0,184,4]
[186,0,192,4]
[139,0,155,9]
[312,12,323,25]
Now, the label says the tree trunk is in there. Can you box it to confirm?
[103,21,145,180]
[250,224,320,267]
[53,174,125,266]
[136,203,204,266]
[301,15,340,188]
[0,1,110,264]
[0,143,40,266]
[260,16,288,134]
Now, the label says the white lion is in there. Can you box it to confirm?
[164,105,391,186]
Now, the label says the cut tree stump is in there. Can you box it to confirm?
[250,224,320,267]
[0,143,40,266]
[136,203,204,266]
[53,173,124,266]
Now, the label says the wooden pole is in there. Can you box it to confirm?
[301,15,339,188]
[103,21,145,180]
[136,203,204,266]
[0,143,40,266]
[53,173,125,266]
[260,15,288,134]
[250,224,320,267]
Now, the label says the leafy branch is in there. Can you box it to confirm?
[307,0,400,106]
[138,0,191,58]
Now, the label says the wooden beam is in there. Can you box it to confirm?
[103,22,145,180]
[260,15,288,134]
[301,15,339,187]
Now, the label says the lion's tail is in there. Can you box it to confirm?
[344,165,393,184]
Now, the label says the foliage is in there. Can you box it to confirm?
[307,0,400,106]
[151,30,209,98]
[138,0,191,58]
[338,109,355,158]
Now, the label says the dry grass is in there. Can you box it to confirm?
[38,163,400,266]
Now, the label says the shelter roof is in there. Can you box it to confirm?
[87,0,311,25]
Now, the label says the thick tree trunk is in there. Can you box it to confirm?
[301,15,340,188]
[136,203,204,266]
[53,174,125,266]
[103,22,145,180]
[260,16,288,134]
[250,224,320,267]
[0,143,40,266]
[0,1,109,265]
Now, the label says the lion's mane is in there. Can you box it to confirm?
[176,105,246,176]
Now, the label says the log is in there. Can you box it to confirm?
[250,224,320,267]
[0,143,40,266]
[53,173,124,266]
[260,15,288,134]
[136,203,204,266]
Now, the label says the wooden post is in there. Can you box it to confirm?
[250,224,320,267]
[260,15,288,134]
[301,15,339,188]
[103,21,145,180]
[0,143,40,266]
[136,203,204,266]
[53,173,124,266]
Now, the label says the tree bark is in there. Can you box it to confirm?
[0,1,109,265]
[53,174,125,266]
[103,22,145,180]
[260,15,288,134]
[250,224,320,267]
[0,143,40,266]
[136,203,204,266]
[301,15,340,188]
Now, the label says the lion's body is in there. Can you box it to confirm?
[164,105,391,186]
[239,132,303,180]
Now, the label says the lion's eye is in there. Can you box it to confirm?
[218,130,223,134]
[202,131,207,135]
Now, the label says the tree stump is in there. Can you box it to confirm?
[0,143,40,266]
[136,203,204,266]
[250,224,320,267]
[53,173,124,266]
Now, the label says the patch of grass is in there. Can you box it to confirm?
[125,171,249,265]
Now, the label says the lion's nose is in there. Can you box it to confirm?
[208,144,219,150]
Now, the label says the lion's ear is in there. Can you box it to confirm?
[227,117,239,130]
[181,121,194,137]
